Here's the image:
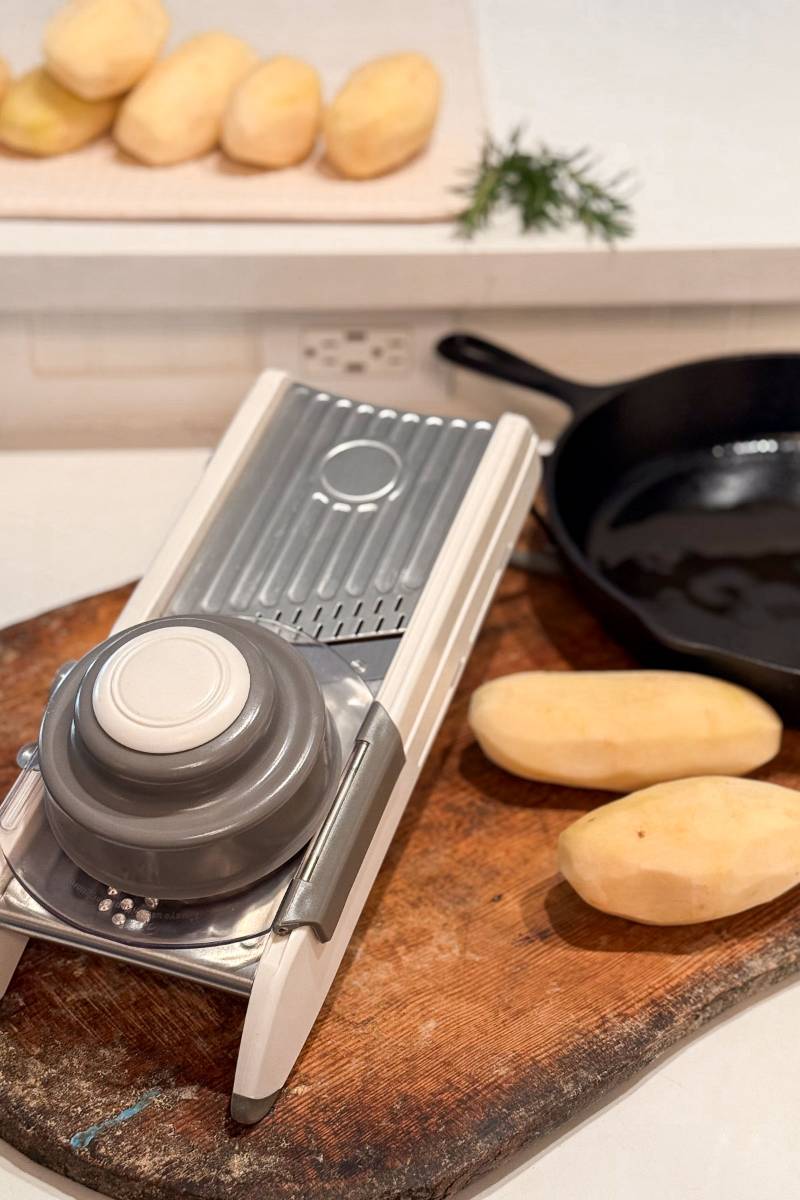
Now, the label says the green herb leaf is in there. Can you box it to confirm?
[456,128,634,243]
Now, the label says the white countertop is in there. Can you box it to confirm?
[3,448,800,1200]
[3,0,800,309]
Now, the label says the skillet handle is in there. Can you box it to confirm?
[437,333,609,415]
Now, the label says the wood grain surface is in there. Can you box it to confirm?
[1,565,799,1200]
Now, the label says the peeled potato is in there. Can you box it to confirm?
[559,776,800,925]
[469,670,781,792]
[115,32,257,165]
[323,52,440,179]
[44,0,169,101]
[0,58,9,105]
[0,67,117,156]
[222,57,322,169]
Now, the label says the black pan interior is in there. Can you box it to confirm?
[550,356,800,669]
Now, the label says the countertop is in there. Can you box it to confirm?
[2,449,800,1200]
[2,0,800,310]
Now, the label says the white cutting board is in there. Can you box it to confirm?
[0,0,484,221]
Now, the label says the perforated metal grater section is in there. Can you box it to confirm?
[168,384,494,642]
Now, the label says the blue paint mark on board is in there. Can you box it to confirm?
[70,1087,162,1151]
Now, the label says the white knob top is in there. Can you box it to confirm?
[92,626,250,754]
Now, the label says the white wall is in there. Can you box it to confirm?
[4,304,800,448]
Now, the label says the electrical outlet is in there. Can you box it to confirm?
[300,326,411,378]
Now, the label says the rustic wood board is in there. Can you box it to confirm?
[1,565,800,1200]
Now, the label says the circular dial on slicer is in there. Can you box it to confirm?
[91,625,252,754]
[38,614,337,903]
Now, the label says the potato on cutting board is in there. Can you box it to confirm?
[469,670,781,791]
[115,32,257,165]
[323,51,441,179]
[0,67,117,156]
[44,0,170,101]
[558,776,800,925]
[222,57,322,169]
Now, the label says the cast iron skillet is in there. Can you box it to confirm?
[438,332,800,719]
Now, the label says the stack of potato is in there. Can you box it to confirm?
[0,0,441,178]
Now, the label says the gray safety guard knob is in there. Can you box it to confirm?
[38,615,340,901]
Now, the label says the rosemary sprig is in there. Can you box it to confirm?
[456,128,634,243]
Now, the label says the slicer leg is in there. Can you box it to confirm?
[0,930,27,999]
[232,753,418,1123]
[232,927,341,1124]
[229,1091,280,1125]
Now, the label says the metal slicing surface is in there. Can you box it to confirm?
[167,384,494,642]
[0,877,261,996]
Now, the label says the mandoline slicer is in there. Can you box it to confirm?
[0,371,540,1122]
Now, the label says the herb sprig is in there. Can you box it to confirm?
[456,128,634,243]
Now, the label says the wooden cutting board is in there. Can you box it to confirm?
[1,562,800,1200]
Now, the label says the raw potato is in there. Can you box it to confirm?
[115,32,258,165]
[0,68,117,156]
[222,57,322,169]
[44,0,170,101]
[323,52,440,179]
[0,58,9,105]
[558,776,800,925]
[469,670,781,792]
